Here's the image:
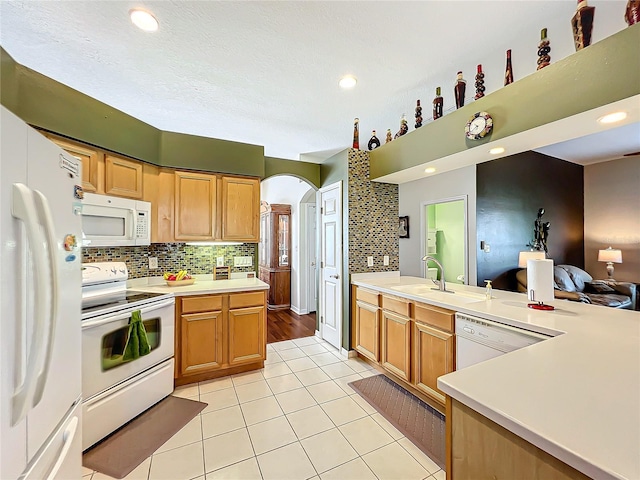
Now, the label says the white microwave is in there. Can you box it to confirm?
[82,193,151,247]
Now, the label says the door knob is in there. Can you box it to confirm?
[330,274,339,279]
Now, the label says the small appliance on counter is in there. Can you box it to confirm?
[81,261,175,450]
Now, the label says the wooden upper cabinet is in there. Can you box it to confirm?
[174,171,217,241]
[105,154,143,199]
[221,176,260,242]
[47,136,102,194]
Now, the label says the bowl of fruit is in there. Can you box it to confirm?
[164,270,195,287]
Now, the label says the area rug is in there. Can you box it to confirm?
[82,396,207,479]
[349,374,445,469]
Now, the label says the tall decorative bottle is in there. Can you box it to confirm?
[504,49,514,86]
[474,65,485,100]
[537,28,551,70]
[415,100,423,128]
[625,0,640,25]
[433,87,443,120]
[352,118,359,149]
[571,0,596,51]
[394,114,408,139]
[454,71,466,109]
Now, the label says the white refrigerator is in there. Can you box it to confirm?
[1,106,82,479]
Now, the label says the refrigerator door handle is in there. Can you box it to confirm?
[32,189,59,407]
[10,184,49,425]
[45,416,79,480]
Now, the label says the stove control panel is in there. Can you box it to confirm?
[82,261,129,286]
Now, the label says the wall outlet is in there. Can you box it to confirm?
[148,257,158,269]
[217,256,224,267]
[367,256,374,267]
[383,255,390,266]
[484,243,491,253]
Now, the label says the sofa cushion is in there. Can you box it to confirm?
[554,266,576,292]
[558,265,592,292]
[587,294,632,309]
[584,281,616,294]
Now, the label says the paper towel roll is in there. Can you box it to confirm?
[527,259,554,304]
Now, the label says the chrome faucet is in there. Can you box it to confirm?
[422,255,450,293]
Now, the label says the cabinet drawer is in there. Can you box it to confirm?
[382,295,411,317]
[356,287,379,306]
[229,291,265,309]
[181,295,223,314]
[414,302,454,332]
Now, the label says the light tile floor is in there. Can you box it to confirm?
[82,336,445,480]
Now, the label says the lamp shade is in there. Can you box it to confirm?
[598,247,622,263]
[518,250,545,268]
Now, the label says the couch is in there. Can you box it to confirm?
[516,264,637,310]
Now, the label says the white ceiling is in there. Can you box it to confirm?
[0,0,633,164]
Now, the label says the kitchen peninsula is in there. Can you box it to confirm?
[130,276,269,386]
[351,273,639,480]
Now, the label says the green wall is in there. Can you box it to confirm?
[369,25,640,179]
[434,201,465,284]
[0,48,322,183]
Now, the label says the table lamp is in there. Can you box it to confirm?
[598,247,622,280]
[518,250,546,268]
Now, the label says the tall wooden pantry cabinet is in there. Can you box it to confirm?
[258,204,291,310]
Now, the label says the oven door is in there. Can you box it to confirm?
[81,297,175,400]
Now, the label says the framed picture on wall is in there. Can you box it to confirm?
[399,216,409,238]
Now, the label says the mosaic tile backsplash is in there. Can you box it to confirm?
[82,243,257,279]
[348,149,399,273]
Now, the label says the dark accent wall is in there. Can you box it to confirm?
[476,152,584,290]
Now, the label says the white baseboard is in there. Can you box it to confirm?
[315,330,321,338]
[290,305,305,315]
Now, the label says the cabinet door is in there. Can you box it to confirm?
[221,176,260,242]
[174,171,217,240]
[414,322,454,404]
[48,137,102,193]
[355,300,380,362]
[381,310,411,381]
[180,311,224,376]
[228,305,265,366]
[105,154,143,199]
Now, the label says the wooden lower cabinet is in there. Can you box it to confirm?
[175,291,267,385]
[381,310,411,381]
[355,300,380,362]
[180,310,224,376]
[414,321,454,403]
[228,305,265,366]
[259,267,291,310]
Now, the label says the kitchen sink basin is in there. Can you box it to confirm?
[388,284,487,304]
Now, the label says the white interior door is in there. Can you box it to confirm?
[319,182,342,349]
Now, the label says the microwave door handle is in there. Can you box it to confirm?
[10,184,48,425]
[128,208,136,240]
[31,190,59,407]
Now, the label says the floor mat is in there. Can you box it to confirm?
[82,396,207,479]
[349,374,445,469]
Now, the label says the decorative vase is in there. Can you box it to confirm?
[625,0,640,25]
[415,100,423,128]
[504,49,514,86]
[474,65,485,100]
[368,130,381,150]
[537,28,551,70]
[571,0,595,51]
[394,114,408,139]
[352,118,359,149]
[454,71,466,109]
[385,129,393,143]
[432,87,443,120]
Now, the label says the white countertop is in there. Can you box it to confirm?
[128,275,269,296]
[351,274,640,480]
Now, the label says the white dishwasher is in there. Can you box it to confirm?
[455,313,551,369]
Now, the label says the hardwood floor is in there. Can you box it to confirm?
[267,309,317,344]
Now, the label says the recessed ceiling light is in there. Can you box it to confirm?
[339,75,357,89]
[598,111,627,124]
[489,147,505,155]
[424,167,436,174]
[130,9,159,32]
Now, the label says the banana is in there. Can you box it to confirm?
[176,270,187,281]
[163,272,170,280]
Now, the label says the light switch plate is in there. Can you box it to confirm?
[367,256,374,267]
[217,256,224,267]
[383,255,389,266]
[148,257,158,269]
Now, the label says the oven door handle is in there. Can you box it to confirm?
[82,298,175,329]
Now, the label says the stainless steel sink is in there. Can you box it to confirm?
[388,284,487,304]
